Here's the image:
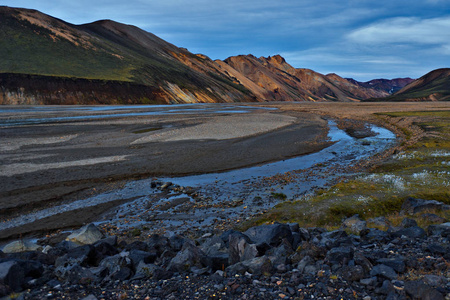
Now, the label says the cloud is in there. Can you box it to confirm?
[347,16,450,45]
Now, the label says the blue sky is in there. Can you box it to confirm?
[2,0,450,81]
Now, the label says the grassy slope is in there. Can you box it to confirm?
[0,11,132,81]
[242,110,450,230]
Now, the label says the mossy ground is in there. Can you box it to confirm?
[242,110,450,230]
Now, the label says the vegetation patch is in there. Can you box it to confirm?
[242,110,450,230]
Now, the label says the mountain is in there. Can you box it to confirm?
[0,6,253,104]
[0,6,388,104]
[217,55,387,102]
[381,69,450,102]
[346,78,415,94]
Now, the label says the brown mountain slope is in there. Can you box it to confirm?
[216,55,388,102]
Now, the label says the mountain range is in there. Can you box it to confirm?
[0,6,448,105]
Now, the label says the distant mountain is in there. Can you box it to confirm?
[382,69,450,102]
[346,78,415,94]
[0,6,395,104]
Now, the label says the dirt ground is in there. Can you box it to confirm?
[1,102,449,240]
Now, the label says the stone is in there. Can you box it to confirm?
[94,241,119,257]
[423,275,447,288]
[244,223,293,247]
[65,244,99,266]
[297,256,314,273]
[2,240,41,253]
[228,232,256,265]
[418,213,448,224]
[370,264,397,280]
[404,280,445,300]
[81,295,98,300]
[325,246,354,266]
[376,258,406,273]
[0,260,25,292]
[354,252,373,274]
[341,215,367,234]
[367,216,390,230]
[339,265,365,282]
[360,277,377,286]
[242,256,273,275]
[427,223,450,237]
[66,224,104,245]
[360,228,390,242]
[64,265,96,284]
[400,218,418,228]
[375,280,395,295]
[167,241,205,273]
[134,261,159,278]
[401,197,450,215]
[125,241,149,252]
[426,243,447,255]
[392,226,426,239]
[99,253,132,276]
[147,234,170,254]
[169,235,186,252]
[128,249,158,266]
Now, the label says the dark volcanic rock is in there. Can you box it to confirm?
[401,197,450,215]
[243,223,293,247]
[370,264,398,280]
[0,260,25,292]
[404,280,445,300]
[392,226,427,239]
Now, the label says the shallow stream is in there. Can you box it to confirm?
[0,120,396,236]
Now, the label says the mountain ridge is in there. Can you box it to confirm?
[0,6,446,104]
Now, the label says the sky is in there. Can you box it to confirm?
[2,0,450,81]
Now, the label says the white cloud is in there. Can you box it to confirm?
[347,16,450,45]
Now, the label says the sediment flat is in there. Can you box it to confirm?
[0,105,328,237]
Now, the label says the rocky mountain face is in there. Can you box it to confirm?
[216,55,388,102]
[1,5,441,105]
[346,78,415,94]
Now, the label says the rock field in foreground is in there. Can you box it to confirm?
[0,198,449,300]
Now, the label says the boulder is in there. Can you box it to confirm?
[427,222,450,237]
[325,246,354,266]
[339,265,365,282]
[2,240,41,254]
[400,218,418,228]
[228,232,256,265]
[227,256,272,276]
[392,226,426,239]
[367,216,390,230]
[129,249,158,266]
[401,197,450,215]
[370,264,397,280]
[167,241,206,273]
[376,258,406,273]
[404,280,444,300]
[360,228,390,242]
[244,223,293,247]
[66,224,104,245]
[0,260,25,292]
[341,215,367,234]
